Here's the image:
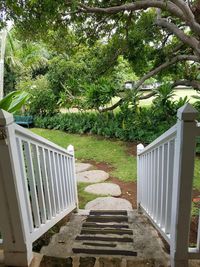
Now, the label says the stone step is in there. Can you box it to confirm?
[85,197,132,210]
[39,255,156,267]
[75,163,93,173]
[82,222,129,229]
[84,183,121,196]
[40,211,170,266]
[76,170,109,183]
[72,247,137,257]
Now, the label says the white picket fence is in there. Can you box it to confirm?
[0,109,78,266]
[137,103,200,267]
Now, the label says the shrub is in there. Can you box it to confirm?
[34,107,176,144]
[21,76,58,116]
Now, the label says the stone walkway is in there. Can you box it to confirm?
[40,210,170,267]
[75,163,132,210]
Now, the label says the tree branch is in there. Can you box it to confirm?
[139,91,156,100]
[134,55,200,90]
[78,1,185,21]
[98,99,123,112]
[156,18,200,55]
[172,79,200,90]
[171,0,200,36]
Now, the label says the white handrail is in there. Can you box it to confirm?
[0,110,78,267]
[137,103,200,267]
[15,124,72,157]
[138,124,177,156]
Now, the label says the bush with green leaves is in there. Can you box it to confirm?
[34,104,176,144]
[84,77,116,110]
[21,76,58,116]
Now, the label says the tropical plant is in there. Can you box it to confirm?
[152,83,175,117]
[0,90,30,113]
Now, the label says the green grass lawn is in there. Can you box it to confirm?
[31,128,200,209]
[31,128,137,182]
[31,128,137,208]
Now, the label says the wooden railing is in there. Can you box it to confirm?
[0,109,78,266]
[137,103,199,267]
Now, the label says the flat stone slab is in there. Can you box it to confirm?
[85,197,132,210]
[75,163,92,173]
[76,170,109,183]
[84,183,121,196]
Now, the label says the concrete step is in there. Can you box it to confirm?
[40,210,170,266]
[39,255,156,267]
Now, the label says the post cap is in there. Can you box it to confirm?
[177,103,198,121]
[0,109,14,126]
[137,143,144,153]
[67,144,74,154]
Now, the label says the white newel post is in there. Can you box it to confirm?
[0,110,32,266]
[137,143,144,210]
[170,104,198,267]
[67,145,79,211]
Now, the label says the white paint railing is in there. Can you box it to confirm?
[137,103,199,267]
[0,110,78,266]
[137,125,176,243]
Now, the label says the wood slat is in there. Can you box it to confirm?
[72,247,137,256]
[81,228,133,235]
[86,216,128,223]
[75,235,133,242]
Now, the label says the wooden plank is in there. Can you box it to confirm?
[90,210,127,216]
[51,152,61,213]
[81,228,133,235]
[82,223,129,229]
[16,138,34,232]
[40,147,52,220]
[72,247,137,256]
[82,242,116,247]
[24,141,41,227]
[86,216,128,223]
[45,150,56,217]
[32,144,47,224]
[75,235,133,242]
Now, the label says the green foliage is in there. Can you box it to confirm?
[0,90,30,113]
[29,90,57,116]
[22,76,58,116]
[192,91,200,111]
[34,105,176,145]
[84,77,116,109]
[112,56,138,90]
[152,83,175,118]
[47,53,89,96]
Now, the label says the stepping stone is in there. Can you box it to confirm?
[85,197,132,210]
[75,163,92,173]
[84,183,121,196]
[76,170,109,183]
